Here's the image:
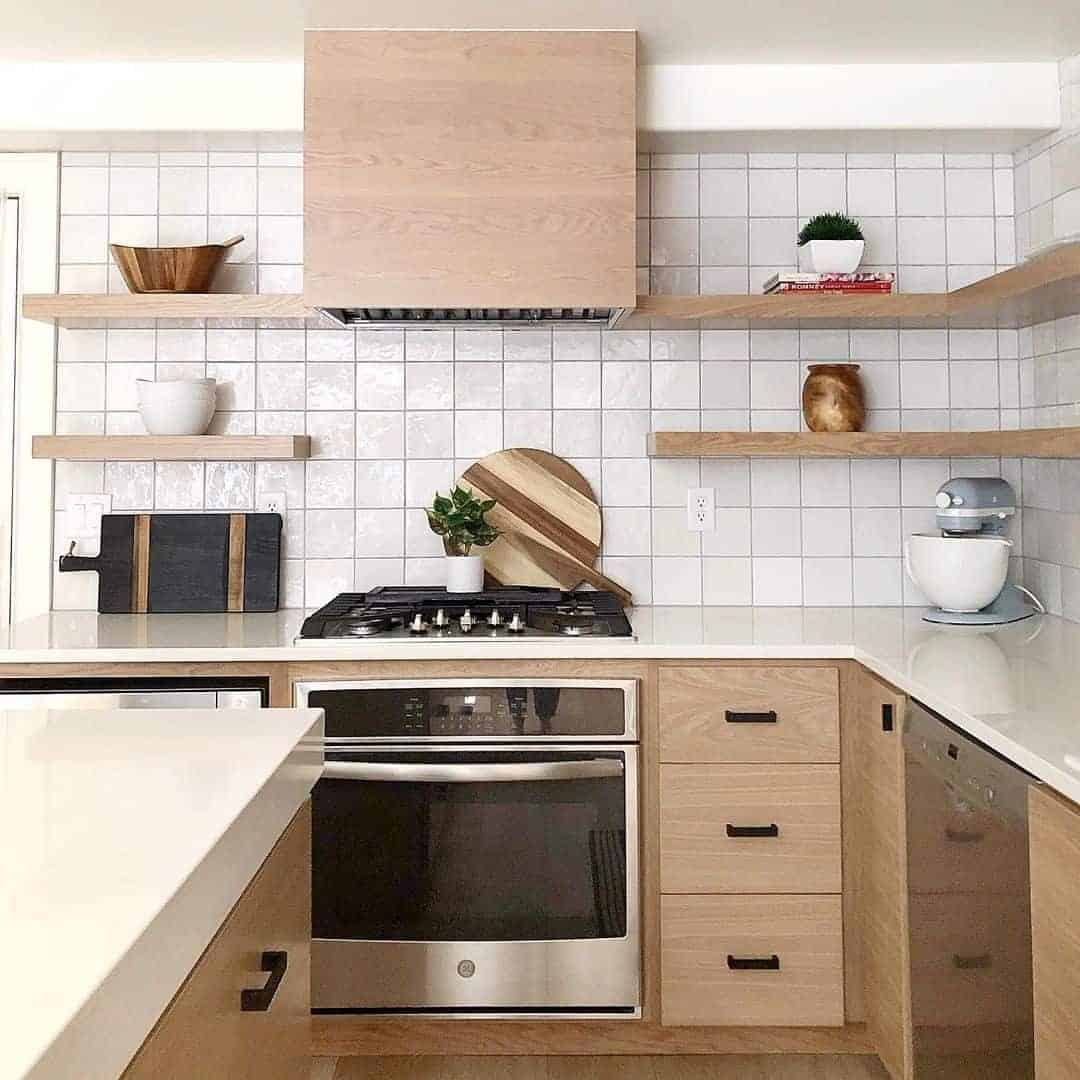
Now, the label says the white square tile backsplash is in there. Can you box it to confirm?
[53,137,1033,610]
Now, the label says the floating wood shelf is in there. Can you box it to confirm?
[22,293,312,324]
[625,241,1080,328]
[32,435,311,461]
[23,243,1080,330]
[648,428,1080,459]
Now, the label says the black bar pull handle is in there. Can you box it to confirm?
[727,954,781,971]
[241,950,288,1012]
[882,703,894,732]
[725,710,777,724]
[944,825,986,844]
[952,953,992,971]
[726,823,780,838]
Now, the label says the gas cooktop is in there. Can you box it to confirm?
[296,586,634,641]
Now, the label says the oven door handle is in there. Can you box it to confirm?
[321,759,624,783]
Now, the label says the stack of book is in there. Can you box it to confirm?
[763,272,895,295]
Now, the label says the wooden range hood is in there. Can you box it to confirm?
[303,29,637,327]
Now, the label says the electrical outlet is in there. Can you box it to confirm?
[66,493,112,555]
[687,487,715,532]
[256,491,287,515]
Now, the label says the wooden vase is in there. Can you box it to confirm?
[802,364,865,433]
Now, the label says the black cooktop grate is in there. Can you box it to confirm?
[299,587,632,639]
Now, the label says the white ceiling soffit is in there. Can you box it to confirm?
[0,60,1059,152]
[641,63,1062,151]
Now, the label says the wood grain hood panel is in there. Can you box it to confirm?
[303,30,638,319]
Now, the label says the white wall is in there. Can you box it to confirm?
[52,140,1022,610]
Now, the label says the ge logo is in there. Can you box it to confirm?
[457,959,476,978]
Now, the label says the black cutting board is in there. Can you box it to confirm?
[59,513,282,613]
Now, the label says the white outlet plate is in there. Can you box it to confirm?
[256,490,287,515]
[687,487,715,532]
[66,492,112,554]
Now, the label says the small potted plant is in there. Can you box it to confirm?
[426,486,499,593]
[797,213,865,274]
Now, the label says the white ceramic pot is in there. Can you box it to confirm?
[904,533,1011,613]
[802,239,865,274]
[445,554,484,593]
[137,378,217,435]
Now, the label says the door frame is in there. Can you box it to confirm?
[0,153,58,623]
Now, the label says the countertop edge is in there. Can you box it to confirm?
[25,710,324,1080]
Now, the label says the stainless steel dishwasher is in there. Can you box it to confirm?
[905,700,1037,1078]
[0,676,267,710]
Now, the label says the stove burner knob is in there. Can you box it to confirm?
[459,609,474,633]
[487,609,503,628]
[432,607,449,628]
[507,612,525,633]
[409,613,428,634]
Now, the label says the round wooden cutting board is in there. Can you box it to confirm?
[458,448,631,603]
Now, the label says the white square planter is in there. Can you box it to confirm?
[800,239,865,274]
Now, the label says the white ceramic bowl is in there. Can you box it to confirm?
[904,532,1011,613]
[136,378,217,436]
[801,239,865,274]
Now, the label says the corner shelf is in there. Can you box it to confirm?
[648,428,1080,459]
[32,435,312,461]
[22,293,311,324]
[626,241,1080,328]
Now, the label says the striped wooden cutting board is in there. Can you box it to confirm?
[459,449,630,601]
[57,513,282,613]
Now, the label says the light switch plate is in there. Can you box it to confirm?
[687,487,715,532]
[66,493,112,555]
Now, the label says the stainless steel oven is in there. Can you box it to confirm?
[295,678,640,1016]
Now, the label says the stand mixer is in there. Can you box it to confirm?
[904,477,1044,626]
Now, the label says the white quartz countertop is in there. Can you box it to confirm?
[1,605,1079,802]
[0,706,324,1080]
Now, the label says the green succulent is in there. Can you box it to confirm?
[798,212,864,245]
[426,486,499,556]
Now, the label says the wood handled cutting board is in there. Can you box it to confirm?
[58,513,282,613]
[459,448,632,603]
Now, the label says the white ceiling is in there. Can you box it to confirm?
[3,0,1080,63]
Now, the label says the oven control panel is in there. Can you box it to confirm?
[302,682,637,740]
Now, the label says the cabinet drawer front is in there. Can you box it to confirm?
[661,764,841,894]
[661,894,844,1027]
[659,666,839,763]
[122,803,312,1080]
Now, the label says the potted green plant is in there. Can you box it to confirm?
[425,485,499,592]
[797,212,865,274]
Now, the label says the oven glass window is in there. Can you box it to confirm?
[313,751,628,942]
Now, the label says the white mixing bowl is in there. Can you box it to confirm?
[136,378,216,435]
[904,532,1011,613]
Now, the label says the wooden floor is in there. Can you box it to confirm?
[321,1056,889,1079]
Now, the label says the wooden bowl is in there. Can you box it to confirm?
[109,235,244,294]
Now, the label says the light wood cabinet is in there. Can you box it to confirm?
[122,803,311,1080]
[660,763,841,894]
[659,666,840,763]
[658,664,845,1029]
[1029,785,1080,1079]
[303,30,637,310]
[849,670,914,1080]
[661,894,845,1027]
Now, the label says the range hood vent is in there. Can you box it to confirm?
[319,307,625,329]
[304,31,637,319]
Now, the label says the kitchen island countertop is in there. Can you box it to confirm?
[0,706,323,1080]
